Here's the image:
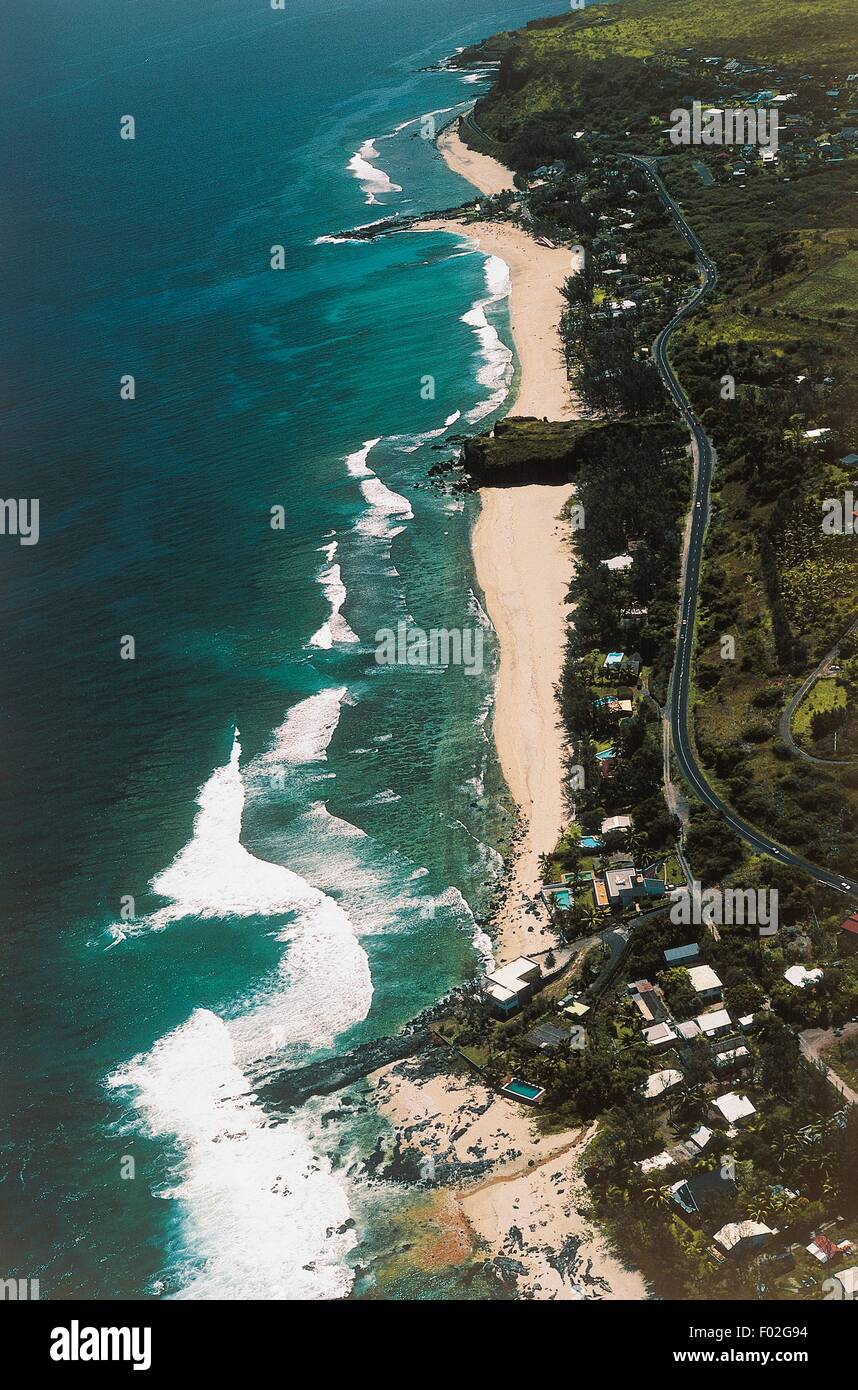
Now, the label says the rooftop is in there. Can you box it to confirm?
[697,1008,733,1035]
[712,1091,756,1123]
[664,942,700,964]
[644,1022,678,1047]
[715,1220,774,1252]
[687,964,722,993]
[643,1067,683,1099]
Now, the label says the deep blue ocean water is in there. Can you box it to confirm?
[1,0,570,1299]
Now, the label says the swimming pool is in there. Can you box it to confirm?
[501,1078,546,1103]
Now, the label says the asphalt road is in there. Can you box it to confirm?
[626,155,858,901]
[779,619,858,766]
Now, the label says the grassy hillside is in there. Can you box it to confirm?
[476,0,858,137]
[460,0,858,883]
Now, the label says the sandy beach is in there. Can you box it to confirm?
[436,124,517,197]
[417,122,580,961]
[372,1054,646,1300]
[369,122,649,1303]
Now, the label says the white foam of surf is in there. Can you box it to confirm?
[261,687,348,768]
[313,217,391,247]
[347,139,402,205]
[390,104,464,136]
[393,408,463,453]
[106,1010,357,1301]
[309,562,359,649]
[343,441,413,540]
[432,884,495,972]
[105,709,376,1299]
[363,788,401,806]
[145,732,329,929]
[461,254,514,423]
[467,586,494,632]
[345,437,381,477]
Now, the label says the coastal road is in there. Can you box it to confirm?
[626,155,858,901]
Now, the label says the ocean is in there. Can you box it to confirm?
[0,0,570,1299]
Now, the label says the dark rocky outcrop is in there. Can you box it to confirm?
[257,1027,432,1110]
[461,417,597,485]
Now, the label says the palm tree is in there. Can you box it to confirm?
[604,1183,629,1209]
[746,1192,774,1224]
[643,1183,673,1211]
[772,1190,799,1224]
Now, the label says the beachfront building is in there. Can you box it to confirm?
[484,957,542,1018]
[593,695,634,719]
[601,866,665,910]
[601,814,633,835]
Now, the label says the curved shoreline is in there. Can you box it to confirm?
[370,119,647,1304]
[425,133,580,962]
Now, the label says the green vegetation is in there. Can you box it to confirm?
[780,249,858,320]
[447,0,858,1298]
[461,416,593,482]
[792,678,846,741]
[462,0,858,875]
[473,0,858,143]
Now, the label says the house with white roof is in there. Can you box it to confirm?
[677,1019,702,1040]
[601,814,632,834]
[711,1091,756,1125]
[713,1035,751,1069]
[689,1125,713,1151]
[831,1267,858,1300]
[643,1068,683,1100]
[686,964,723,1001]
[644,1021,678,1049]
[714,1220,775,1258]
[696,1008,733,1037]
[484,957,541,1017]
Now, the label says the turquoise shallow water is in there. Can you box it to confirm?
[1,0,571,1299]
